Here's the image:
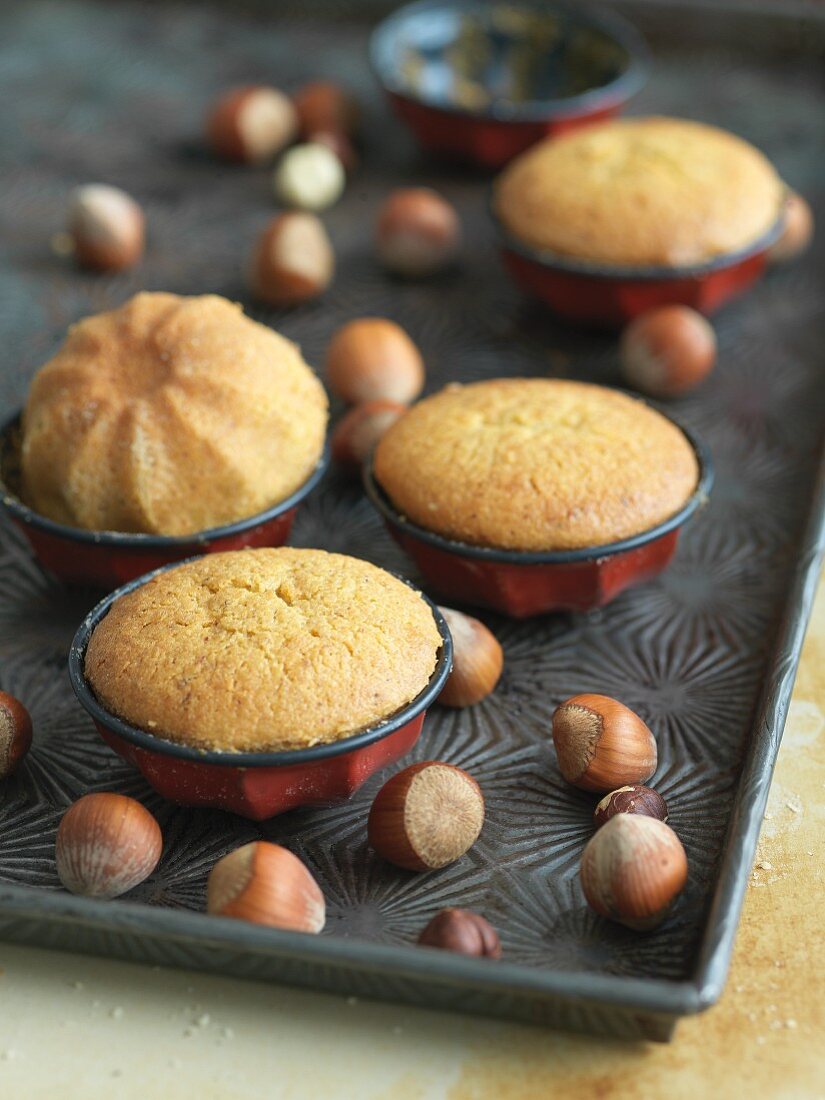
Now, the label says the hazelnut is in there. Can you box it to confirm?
[68,184,145,271]
[207,85,298,163]
[593,785,668,829]
[437,607,503,708]
[768,191,814,264]
[0,690,33,779]
[326,318,424,404]
[331,400,406,469]
[620,306,716,397]
[418,908,501,958]
[368,761,484,872]
[249,212,334,306]
[293,81,359,139]
[273,142,345,212]
[207,842,325,933]
[375,188,461,278]
[309,129,358,175]
[55,793,162,898]
[552,693,657,793]
[580,814,688,930]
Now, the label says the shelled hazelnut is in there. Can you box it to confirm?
[418,908,501,958]
[593,785,668,829]
[249,212,334,306]
[274,142,345,211]
[768,191,814,264]
[326,318,424,404]
[331,400,406,469]
[620,306,716,398]
[55,793,162,898]
[207,85,298,163]
[67,184,145,271]
[375,188,461,277]
[293,81,359,139]
[552,694,657,793]
[0,690,33,779]
[368,761,484,871]
[437,607,503,707]
[580,814,688,930]
[207,842,325,933]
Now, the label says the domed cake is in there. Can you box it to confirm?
[20,292,328,536]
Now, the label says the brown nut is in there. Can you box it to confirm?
[55,793,162,898]
[249,212,334,306]
[438,607,503,708]
[207,85,298,163]
[368,761,484,871]
[552,693,657,793]
[418,908,501,958]
[326,318,424,404]
[68,184,145,272]
[580,814,688,930]
[620,306,716,398]
[309,129,358,174]
[0,690,33,779]
[293,81,359,139]
[207,841,325,933]
[768,191,814,264]
[593,785,668,829]
[375,188,461,278]
[331,400,406,469]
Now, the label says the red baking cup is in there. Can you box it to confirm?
[370,0,649,169]
[494,211,785,327]
[68,564,452,820]
[364,421,713,618]
[0,411,328,590]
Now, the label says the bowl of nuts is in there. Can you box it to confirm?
[370,0,649,168]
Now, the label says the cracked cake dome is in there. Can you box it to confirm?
[20,292,328,536]
[84,548,443,753]
[493,117,784,267]
[373,378,699,552]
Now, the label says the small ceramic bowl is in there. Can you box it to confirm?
[68,563,453,820]
[0,411,329,590]
[494,209,786,326]
[370,0,649,168]
[364,420,713,618]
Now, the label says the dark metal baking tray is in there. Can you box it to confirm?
[0,0,823,1042]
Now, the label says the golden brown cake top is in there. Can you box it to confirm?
[493,117,784,266]
[84,548,442,753]
[21,292,328,536]
[373,379,699,552]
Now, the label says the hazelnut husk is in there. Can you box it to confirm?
[594,785,668,828]
[418,908,501,958]
[552,693,657,793]
[0,690,33,779]
[580,814,688,931]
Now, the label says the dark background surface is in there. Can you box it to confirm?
[0,0,823,1037]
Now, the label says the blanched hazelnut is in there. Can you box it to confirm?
[768,191,814,264]
[249,212,334,306]
[326,318,424,404]
[620,306,716,397]
[418,908,501,958]
[552,694,657,793]
[207,85,298,163]
[376,188,461,277]
[68,184,145,271]
[330,400,406,469]
[274,142,345,212]
[293,81,359,138]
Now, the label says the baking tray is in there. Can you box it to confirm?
[0,0,823,1043]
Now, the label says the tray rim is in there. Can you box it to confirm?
[0,0,824,1038]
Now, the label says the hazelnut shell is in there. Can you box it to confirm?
[552,693,657,793]
[418,908,501,958]
[326,318,424,405]
[207,842,325,933]
[438,607,503,707]
[0,690,33,779]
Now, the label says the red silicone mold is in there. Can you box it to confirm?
[370,0,649,169]
[68,564,452,820]
[364,421,713,618]
[495,215,785,327]
[0,412,328,590]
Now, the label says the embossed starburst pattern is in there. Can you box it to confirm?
[0,0,823,1035]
